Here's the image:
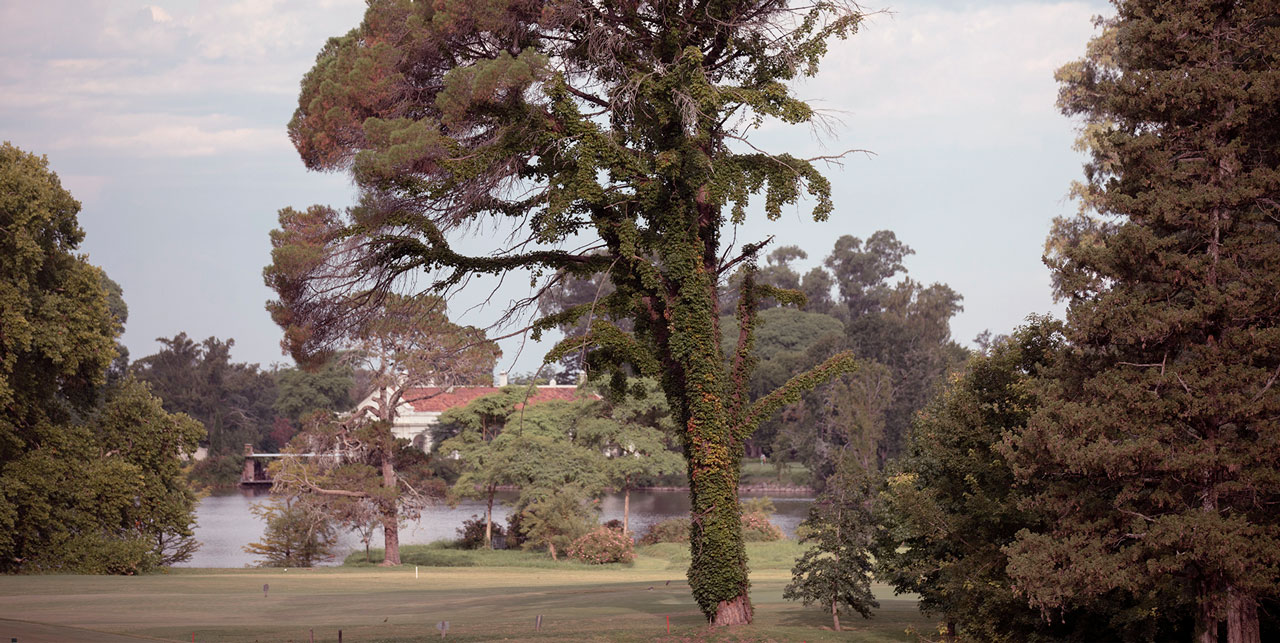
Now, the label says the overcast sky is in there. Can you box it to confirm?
[0,0,1110,376]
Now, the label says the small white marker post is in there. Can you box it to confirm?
[415,566,419,579]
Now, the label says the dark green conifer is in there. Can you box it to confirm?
[1005,3,1280,641]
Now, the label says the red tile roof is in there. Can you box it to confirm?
[403,386,584,413]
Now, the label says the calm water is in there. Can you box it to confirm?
[181,488,812,568]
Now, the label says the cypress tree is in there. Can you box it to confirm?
[1005,3,1280,641]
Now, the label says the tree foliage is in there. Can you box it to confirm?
[715,232,965,478]
[437,388,608,555]
[1,143,203,573]
[574,378,683,534]
[131,333,278,457]
[1004,4,1280,641]
[875,322,1185,641]
[244,495,339,568]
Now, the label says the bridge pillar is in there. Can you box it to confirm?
[242,443,255,484]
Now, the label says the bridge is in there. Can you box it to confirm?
[240,444,335,486]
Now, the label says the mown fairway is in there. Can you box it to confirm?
[0,545,929,642]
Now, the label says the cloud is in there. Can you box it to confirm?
[55,114,291,158]
[0,0,365,160]
[762,1,1106,151]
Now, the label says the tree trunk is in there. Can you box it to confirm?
[379,453,400,565]
[380,507,400,565]
[1227,587,1260,643]
[485,486,495,549]
[831,597,841,632]
[623,485,630,535]
[712,594,752,627]
[1197,596,1220,643]
[548,542,557,561]
[944,621,957,643]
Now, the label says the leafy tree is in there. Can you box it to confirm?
[1004,4,1280,641]
[131,333,278,458]
[438,389,607,552]
[784,454,878,632]
[829,232,966,464]
[244,495,339,567]
[0,141,116,457]
[506,432,608,559]
[93,377,205,567]
[269,0,865,624]
[518,486,596,561]
[273,359,354,424]
[274,413,444,566]
[436,386,542,547]
[1,143,204,574]
[575,378,683,534]
[270,294,495,565]
[775,359,893,492]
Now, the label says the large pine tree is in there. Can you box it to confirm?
[1005,3,1280,641]
[267,0,863,624]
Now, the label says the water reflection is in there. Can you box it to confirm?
[180,488,812,568]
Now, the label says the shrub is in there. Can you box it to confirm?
[639,517,691,545]
[603,518,624,532]
[742,511,784,542]
[505,510,526,548]
[456,514,504,550]
[638,510,782,545]
[568,527,635,564]
[187,454,244,489]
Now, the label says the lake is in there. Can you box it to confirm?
[181,488,813,568]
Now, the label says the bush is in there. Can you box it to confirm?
[639,517,691,545]
[506,510,526,548]
[568,527,635,564]
[187,454,244,489]
[638,509,782,545]
[603,518,624,531]
[741,511,785,542]
[456,514,505,549]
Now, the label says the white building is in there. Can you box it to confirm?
[352,377,584,452]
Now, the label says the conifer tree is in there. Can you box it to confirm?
[1005,4,1280,641]
[784,454,878,632]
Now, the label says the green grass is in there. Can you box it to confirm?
[0,542,931,642]
[739,458,812,488]
[637,540,806,571]
[344,541,624,570]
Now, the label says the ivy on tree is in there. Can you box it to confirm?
[268,1,866,624]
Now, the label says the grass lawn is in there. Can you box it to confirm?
[738,459,811,488]
[0,542,931,642]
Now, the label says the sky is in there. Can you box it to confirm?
[0,0,1111,376]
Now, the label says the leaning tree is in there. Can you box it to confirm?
[268,1,863,623]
